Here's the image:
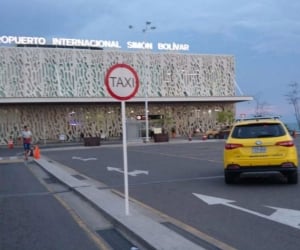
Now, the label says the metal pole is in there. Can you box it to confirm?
[145,80,149,142]
[121,101,130,215]
[129,21,156,143]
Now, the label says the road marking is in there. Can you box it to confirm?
[107,166,149,176]
[28,165,109,250]
[55,194,110,250]
[129,148,223,163]
[0,155,24,164]
[72,156,98,161]
[107,166,124,174]
[193,193,300,230]
[0,159,24,164]
[112,189,236,250]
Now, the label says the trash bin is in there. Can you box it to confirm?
[84,137,101,146]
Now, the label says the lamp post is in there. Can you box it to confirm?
[129,21,156,142]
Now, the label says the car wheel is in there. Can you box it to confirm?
[287,171,298,184]
[224,172,237,184]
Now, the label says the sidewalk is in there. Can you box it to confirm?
[34,157,205,250]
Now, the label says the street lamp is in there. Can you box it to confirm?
[129,21,156,142]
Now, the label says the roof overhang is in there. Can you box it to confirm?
[0,96,253,104]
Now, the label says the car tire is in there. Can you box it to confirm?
[287,171,298,184]
[224,172,237,184]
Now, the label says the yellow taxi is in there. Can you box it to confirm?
[223,116,298,184]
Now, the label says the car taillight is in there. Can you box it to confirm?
[225,143,243,150]
[275,140,294,147]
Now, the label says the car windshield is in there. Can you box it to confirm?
[231,123,286,139]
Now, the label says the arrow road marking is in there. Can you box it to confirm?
[107,166,149,176]
[128,170,149,176]
[72,156,98,162]
[193,193,300,230]
[107,166,124,174]
[267,206,300,229]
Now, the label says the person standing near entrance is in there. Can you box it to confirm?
[21,126,32,160]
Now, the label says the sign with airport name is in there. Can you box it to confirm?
[0,35,190,52]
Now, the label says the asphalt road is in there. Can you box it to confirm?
[40,139,300,250]
[0,161,106,250]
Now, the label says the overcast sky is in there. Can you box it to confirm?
[1,0,300,122]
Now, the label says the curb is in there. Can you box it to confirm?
[0,156,23,163]
[34,157,204,250]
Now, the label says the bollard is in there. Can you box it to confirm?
[8,139,14,149]
[33,145,41,159]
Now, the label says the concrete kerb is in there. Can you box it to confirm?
[34,157,204,250]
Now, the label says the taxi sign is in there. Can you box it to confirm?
[104,63,139,101]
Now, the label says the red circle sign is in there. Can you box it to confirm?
[105,63,139,101]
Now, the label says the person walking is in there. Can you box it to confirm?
[21,125,32,160]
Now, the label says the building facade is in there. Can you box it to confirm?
[0,47,252,144]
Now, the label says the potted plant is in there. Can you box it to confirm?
[163,112,175,137]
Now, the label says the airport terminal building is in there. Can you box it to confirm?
[0,36,252,144]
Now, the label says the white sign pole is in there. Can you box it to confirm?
[121,101,130,215]
[105,63,139,216]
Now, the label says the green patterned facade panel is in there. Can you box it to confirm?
[0,47,235,98]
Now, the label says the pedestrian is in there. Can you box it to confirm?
[80,131,84,141]
[21,125,32,160]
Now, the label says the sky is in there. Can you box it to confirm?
[1,0,300,123]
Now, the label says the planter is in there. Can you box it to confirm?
[84,137,101,146]
[153,133,169,142]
